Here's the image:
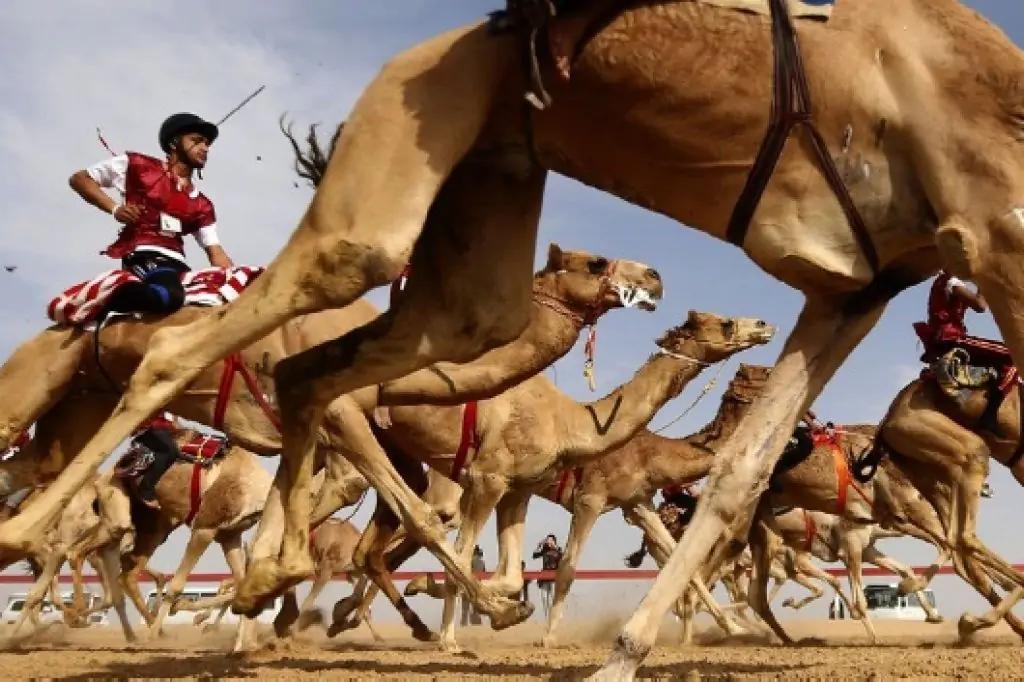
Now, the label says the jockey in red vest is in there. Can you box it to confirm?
[69,113,234,317]
[916,271,990,362]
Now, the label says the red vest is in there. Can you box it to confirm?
[133,411,176,437]
[102,152,216,260]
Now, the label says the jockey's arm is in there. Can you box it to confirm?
[194,221,234,269]
[69,155,128,216]
[204,244,234,269]
[947,277,988,313]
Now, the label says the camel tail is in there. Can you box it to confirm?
[623,541,648,569]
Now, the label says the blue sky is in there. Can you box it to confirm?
[0,1,1020,628]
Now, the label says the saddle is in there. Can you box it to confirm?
[113,434,229,481]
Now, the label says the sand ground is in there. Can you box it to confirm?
[1,618,1023,680]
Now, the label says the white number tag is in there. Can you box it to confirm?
[159,212,182,234]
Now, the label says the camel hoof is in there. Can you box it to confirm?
[926,614,944,625]
[489,599,534,631]
[413,625,439,643]
[297,609,324,632]
[538,634,557,648]
[439,638,463,653]
[326,616,359,639]
[233,557,309,618]
[957,614,980,640]
[404,574,431,597]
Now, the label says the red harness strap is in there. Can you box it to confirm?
[182,434,223,527]
[213,354,281,433]
[815,429,872,516]
[449,401,479,483]
[554,467,584,504]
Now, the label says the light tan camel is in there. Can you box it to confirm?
[330,310,775,650]
[863,360,1024,638]
[11,7,1024,676]
[3,479,136,642]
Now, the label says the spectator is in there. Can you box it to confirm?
[462,545,485,626]
[532,534,563,620]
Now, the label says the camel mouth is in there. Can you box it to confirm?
[611,284,659,312]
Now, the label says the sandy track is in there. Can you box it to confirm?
[1,619,1023,680]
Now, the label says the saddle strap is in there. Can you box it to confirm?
[213,353,282,434]
[449,401,479,483]
[726,0,878,273]
[184,454,208,527]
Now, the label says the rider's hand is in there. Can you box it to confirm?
[113,203,143,224]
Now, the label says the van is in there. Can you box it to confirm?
[862,583,938,621]
[142,586,282,626]
[1,590,106,626]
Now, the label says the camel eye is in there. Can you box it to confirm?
[588,258,608,275]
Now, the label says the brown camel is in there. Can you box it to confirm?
[10,7,1024,676]
[372,310,774,650]
[863,356,1024,638]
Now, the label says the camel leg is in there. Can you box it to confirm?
[10,550,62,640]
[437,476,510,652]
[481,492,530,597]
[296,558,335,632]
[309,450,368,528]
[241,398,529,631]
[149,526,217,638]
[541,498,601,648]
[0,27,532,559]
[592,294,891,681]
[780,570,825,610]
[834,531,878,644]
[95,543,135,642]
[631,502,746,640]
[862,545,943,624]
[744,509,792,645]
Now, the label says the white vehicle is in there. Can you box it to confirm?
[1,590,106,626]
[142,586,282,626]
[857,583,938,621]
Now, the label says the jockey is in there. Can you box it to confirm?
[69,113,235,317]
[129,411,182,510]
[917,271,990,362]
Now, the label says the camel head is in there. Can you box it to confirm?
[655,311,776,363]
[536,243,663,318]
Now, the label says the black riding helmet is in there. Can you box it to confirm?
[158,113,219,154]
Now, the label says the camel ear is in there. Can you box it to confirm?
[545,243,564,272]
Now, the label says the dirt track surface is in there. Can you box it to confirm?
[2,619,1023,680]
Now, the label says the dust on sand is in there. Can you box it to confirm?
[1,618,1023,680]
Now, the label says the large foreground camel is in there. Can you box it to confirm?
[10,6,1024,678]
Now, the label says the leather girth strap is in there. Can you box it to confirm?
[726,0,878,274]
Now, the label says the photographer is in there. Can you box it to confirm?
[532,534,563,619]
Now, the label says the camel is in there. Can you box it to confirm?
[7,424,273,642]
[11,6,1024,676]
[861,353,1024,639]
[317,309,774,650]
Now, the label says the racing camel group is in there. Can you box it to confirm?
[2,0,1024,679]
